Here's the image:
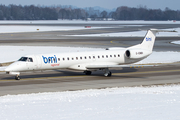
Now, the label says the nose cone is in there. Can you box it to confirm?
[5,62,26,72]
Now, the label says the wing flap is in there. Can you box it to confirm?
[86,65,122,69]
[86,64,155,69]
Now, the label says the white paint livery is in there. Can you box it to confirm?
[5,29,176,80]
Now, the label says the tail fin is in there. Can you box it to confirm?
[129,29,176,51]
[140,29,157,51]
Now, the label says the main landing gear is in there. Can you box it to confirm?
[84,70,92,75]
[15,75,20,80]
[84,68,112,77]
[103,68,112,77]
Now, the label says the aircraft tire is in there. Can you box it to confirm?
[107,72,112,77]
[15,76,20,80]
[85,71,92,75]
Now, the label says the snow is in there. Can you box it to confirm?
[171,41,180,45]
[70,28,180,37]
[136,51,180,64]
[0,85,180,120]
[0,20,180,24]
[0,25,110,33]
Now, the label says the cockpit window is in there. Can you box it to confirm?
[18,57,33,62]
[18,57,28,61]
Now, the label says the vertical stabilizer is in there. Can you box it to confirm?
[128,29,176,52]
[140,29,157,51]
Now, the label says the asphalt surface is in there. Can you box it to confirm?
[0,63,180,96]
[0,23,180,96]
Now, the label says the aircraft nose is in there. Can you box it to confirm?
[5,62,23,72]
[5,64,16,72]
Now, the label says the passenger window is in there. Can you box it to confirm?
[63,58,65,61]
[84,56,87,59]
[118,54,120,57]
[106,55,108,58]
[58,58,60,61]
[98,56,100,58]
[102,55,104,58]
[110,55,112,57]
[80,57,82,59]
[72,58,74,60]
[89,56,91,59]
[114,55,116,57]
[49,58,51,62]
[93,56,95,59]
[67,57,69,60]
[76,57,78,60]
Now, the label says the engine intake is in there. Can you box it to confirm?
[125,50,131,58]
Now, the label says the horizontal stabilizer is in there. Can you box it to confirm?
[142,29,177,33]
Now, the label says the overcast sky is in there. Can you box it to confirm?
[0,0,179,10]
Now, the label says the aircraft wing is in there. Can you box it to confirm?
[86,65,123,69]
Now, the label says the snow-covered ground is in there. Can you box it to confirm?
[0,20,179,24]
[0,20,179,33]
[171,40,180,45]
[0,25,111,33]
[70,28,180,37]
[0,85,180,120]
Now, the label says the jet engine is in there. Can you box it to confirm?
[125,49,152,59]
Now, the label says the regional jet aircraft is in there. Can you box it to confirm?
[5,29,175,80]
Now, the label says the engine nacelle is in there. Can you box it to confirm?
[125,49,152,59]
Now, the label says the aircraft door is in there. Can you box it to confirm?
[35,55,42,70]
[26,56,36,70]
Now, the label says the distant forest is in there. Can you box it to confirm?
[0,4,180,20]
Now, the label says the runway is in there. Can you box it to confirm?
[0,22,180,96]
[0,63,180,96]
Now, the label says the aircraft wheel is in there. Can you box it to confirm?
[108,72,112,77]
[104,71,112,77]
[15,76,20,80]
[84,71,92,75]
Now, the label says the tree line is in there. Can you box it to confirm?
[0,4,179,20]
[111,6,180,20]
[0,4,58,20]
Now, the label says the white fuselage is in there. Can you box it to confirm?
[5,49,142,73]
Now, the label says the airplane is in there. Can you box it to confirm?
[4,29,176,80]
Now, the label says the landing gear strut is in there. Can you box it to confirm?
[15,75,20,80]
[103,68,112,77]
[84,71,92,75]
